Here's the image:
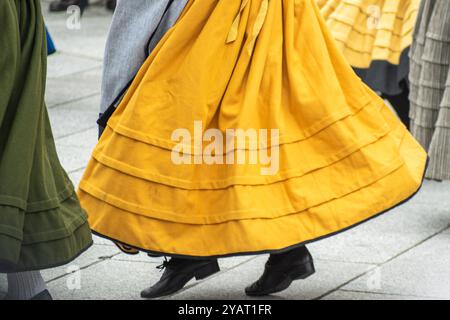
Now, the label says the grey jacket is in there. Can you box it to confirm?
[100,0,188,114]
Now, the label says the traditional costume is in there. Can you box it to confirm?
[316,0,420,127]
[79,0,427,297]
[0,0,92,273]
[409,0,450,181]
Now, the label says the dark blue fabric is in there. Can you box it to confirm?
[46,27,56,55]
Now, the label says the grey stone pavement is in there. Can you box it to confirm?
[1,1,450,300]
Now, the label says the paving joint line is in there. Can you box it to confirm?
[47,92,100,109]
[53,50,104,63]
[68,167,87,176]
[46,252,121,284]
[55,126,97,142]
[314,258,376,266]
[314,225,450,300]
[47,65,103,80]
[339,288,446,300]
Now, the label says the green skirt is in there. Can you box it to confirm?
[0,0,92,272]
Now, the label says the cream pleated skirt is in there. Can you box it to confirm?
[317,0,420,95]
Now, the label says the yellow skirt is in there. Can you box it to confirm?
[78,0,427,257]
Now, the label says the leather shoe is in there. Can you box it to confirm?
[245,246,315,296]
[31,290,53,300]
[141,258,220,299]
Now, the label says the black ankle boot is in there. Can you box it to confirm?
[141,258,220,299]
[245,246,315,296]
[105,0,116,11]
[30,290,53,300]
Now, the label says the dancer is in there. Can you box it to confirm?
[409,0,450,181]
[78,0,427,298]
[316,0,420,127]
[0,0,92,299]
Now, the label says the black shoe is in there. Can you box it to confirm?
[49,0,89,13]
[31,290,53,300]
[245,246,315,296]
[105,0,116,11]
[141,258,220,299]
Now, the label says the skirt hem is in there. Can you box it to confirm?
[89,157,428,260]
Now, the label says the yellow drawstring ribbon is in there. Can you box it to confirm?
[226,0,249,43]
[247,0,269,54]
[226,0,269,55]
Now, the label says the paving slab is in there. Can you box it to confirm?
[0,245,118,298]
[342,232,450,299]
[55,144,92,173]
[93,235,116,247]
[42,3,113,60]
[47,53,101,78]
[308,188,450,264]
[48,94,99,139]
[46,68,102,108]
[42,244,119,282]
[322,290,434,300]
[56,127,98,148]
[55,128,97,172]
[410,180,450,207]
[68,168,86,187]
[46,259,162,300]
